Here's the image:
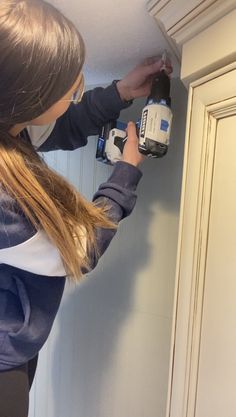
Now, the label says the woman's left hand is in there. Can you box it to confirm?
[116,55,173,102]
[122,122,145,167]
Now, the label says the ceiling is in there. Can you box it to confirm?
[48,0,180,85]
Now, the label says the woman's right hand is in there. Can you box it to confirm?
[122,122,145,167]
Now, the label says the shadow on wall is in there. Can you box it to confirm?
[50,78,187,417]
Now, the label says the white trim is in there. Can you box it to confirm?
[181,9,236,86]
[147,0,236,46]
[166,65,236,417]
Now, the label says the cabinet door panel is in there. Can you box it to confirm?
[168,64,236,417]
[195,115,236,417]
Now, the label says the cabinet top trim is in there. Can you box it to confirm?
[147,0,236,46]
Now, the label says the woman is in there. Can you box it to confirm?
[0,0,172,416]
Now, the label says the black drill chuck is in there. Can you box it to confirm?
[149,70,171,106]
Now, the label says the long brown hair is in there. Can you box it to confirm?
[0,0,116,282]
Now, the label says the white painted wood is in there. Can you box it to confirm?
[166,63,236,417]
[147,0,236,80]
[181,9,236,86]
[169,0,236,46]
[148,0,236,42]
[195,114,236,417]
[148,0,216,34]
[28,79,187,417]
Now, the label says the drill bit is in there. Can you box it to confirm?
[161,50,167,72]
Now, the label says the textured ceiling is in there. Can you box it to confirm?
[48,0,180,85]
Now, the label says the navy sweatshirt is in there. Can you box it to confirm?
[0,83,142,371]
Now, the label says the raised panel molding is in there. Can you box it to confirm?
[165,62,236,417]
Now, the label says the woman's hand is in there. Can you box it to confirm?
[122,122,145,167]
[116,55,173,102]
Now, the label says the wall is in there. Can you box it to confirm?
[29,79,187,417]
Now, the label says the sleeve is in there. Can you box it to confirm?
[37,82,133,152]
[84,161,143,273]
[0,162,142,277]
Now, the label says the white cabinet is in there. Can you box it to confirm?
[168,62,236,417]
[148,1,236,416]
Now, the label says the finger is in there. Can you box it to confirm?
[142,55,162,66]
[127,122,138,142]
[162,56,173,74]
[163,65,173,76]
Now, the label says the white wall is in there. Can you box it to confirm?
[29,79,187,417]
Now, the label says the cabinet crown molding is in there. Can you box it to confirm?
[147,0,236,53]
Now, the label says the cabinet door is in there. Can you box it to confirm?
[167,63,236,417]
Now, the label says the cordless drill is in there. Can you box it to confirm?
[96,53,173,165]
